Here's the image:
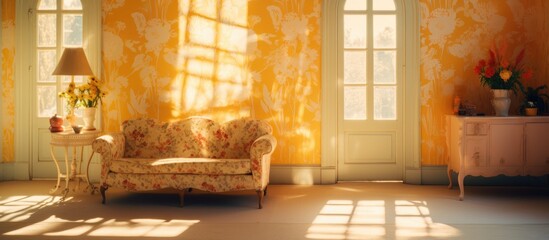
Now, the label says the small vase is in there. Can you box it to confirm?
[82,107,97,130]
[491,89,511,117]
[66,108,77,127]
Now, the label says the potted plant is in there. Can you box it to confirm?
[519,84,549,116]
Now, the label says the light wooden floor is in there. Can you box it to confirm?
[1,180,548,240]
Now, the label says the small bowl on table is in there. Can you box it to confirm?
[72,125,84,134]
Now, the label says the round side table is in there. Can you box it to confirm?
[50,129,100,198]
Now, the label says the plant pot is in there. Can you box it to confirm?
[525,108,538,116]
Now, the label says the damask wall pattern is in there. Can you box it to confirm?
[101,0,321,165]
[1,0,15,163]
[2,0,547,166]
[419,0,549,165]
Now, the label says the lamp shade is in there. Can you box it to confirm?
[52,48,93,76]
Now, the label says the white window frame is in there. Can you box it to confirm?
[14,0,101,179]
[321,0,420,184]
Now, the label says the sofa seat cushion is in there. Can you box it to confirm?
[110,158,252,175]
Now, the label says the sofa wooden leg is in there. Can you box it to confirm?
[256,190,264,209]
[264,187,268,196]
[178,191,185,208]
[100,184,109,204]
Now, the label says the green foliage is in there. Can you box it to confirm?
[519,84,549,114]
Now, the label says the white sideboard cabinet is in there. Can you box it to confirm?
[446,115,549,200]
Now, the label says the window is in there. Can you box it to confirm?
[343,0,397,120]
[36,0,85,118]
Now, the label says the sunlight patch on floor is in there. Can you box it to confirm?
[0,195,67,222]
[1,194,199,238]
[306,199,460,239]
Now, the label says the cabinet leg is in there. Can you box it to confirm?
[458,172,465,201]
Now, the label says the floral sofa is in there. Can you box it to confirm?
[92,117,277,208]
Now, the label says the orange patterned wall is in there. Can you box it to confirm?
[419,0,549,165]
[2,0,548,167]
[101,0,321,165]
[1,0,15,163]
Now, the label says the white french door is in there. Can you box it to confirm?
[32,0,86,178]
[21,0,100,179]
[337,0,404,181]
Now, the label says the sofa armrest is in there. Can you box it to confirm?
[92,132,125,182]
[250,134,277,190]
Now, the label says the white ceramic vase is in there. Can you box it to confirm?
[82,107,97,130]
[492,89,511,117]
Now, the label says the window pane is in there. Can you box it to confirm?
[344,51,366,84]
[373,50,396,84]
[344,0,367,10]
[62,75,84,83]
[38,0,56,10]
[37,86,57,117]
[344,15,366,48]
[63,14,83,47]
[373,15,396,48]
[344,86,367,120]
[374,86,396,120]
[63,0,82,10]
[38,14,56,47]
[38,50,56,82]
[373,0,395,11]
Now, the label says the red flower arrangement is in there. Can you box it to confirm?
[474,42,533,93]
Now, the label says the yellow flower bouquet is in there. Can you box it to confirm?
[58,81,79,110]
[59,76,106,109]
[76,76,106,108]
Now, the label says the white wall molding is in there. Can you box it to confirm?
[402,0,422,183]
[320,0,339,184]
[14,0,34,181]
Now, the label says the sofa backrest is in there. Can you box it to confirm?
[166,117,223,158]
[221,118,273,158]
[121,118,174,158]
[121,117,272,159]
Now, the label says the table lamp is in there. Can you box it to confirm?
[52,48,94,127]
[52,47,93,83]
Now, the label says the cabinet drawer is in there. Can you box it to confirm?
[465,123,488,136]
[464,138,488,168]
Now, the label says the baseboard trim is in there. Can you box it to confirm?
[0,163,7,181]
[270,165,452,185]
[14,162,30,180]
[421,166,449,185]
[1,162,30,181]
[270,165,321,185]
[405,169,422,184]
